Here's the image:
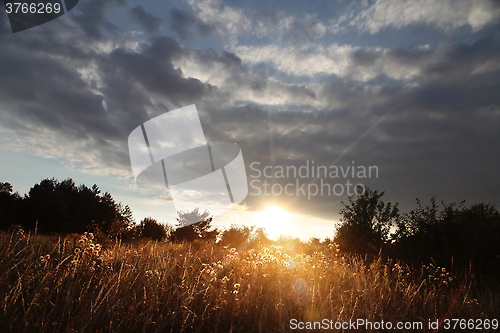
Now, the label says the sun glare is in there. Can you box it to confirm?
[254,205,293,239]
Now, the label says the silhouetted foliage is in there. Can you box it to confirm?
[169,208,219,242]
[220,224,253,248]
[305,237,336,255]
[0,178,134,238]
[135,217,171,241]
[0,182,21,230]
[220,224,269,249]
[335,187,399,257]
[393,198,500,275]
[3,177,500,279]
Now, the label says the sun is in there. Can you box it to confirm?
[254,205,293,239]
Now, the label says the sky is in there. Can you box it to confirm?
[1,0,499,240]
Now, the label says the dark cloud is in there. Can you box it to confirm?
[0,9,213,177]
[0,0,499,223]
[71,0,126,40]
[168,8,214,41]
[129,6,162,34]
[351,49,381,67]
[193,48,246,71]
[104,36,212,105]
[188,34,500,217]
[0,45,112,141]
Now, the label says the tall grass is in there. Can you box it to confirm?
[0,230,498,332]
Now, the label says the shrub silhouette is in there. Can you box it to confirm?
[170,208,219,242]
[135,217,171,241]
[335,187,399,258]
[0,182,21,230]
[220,224,254,248]
[393,198,500,275]
[0,178,134,238]
[220,224,270,249]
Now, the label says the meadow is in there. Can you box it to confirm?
[0,229,499,332]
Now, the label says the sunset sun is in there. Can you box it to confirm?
[255,205,293,239]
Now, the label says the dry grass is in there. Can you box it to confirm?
[0,230,498,332]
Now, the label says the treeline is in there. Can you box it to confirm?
[0,179,268,246]
[335,188,500,276]
[1,179,499,277]
[0,179,134,239]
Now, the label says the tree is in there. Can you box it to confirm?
[392,197,444,242]
[170,208,218,242]
[135,217,171,241]
[220,224,254,248]
[219,224,269,249]
[335,187,399,257]
[12,178,134,237]
[0,182,21,229]
[393,198,500,274]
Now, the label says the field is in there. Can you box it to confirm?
[0,230,499,332]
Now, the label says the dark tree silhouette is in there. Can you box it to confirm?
[135,217,171,241]
[170,208,218,242]
[219,224,269,249]
[3,178,134,237]
[220,224,254,248]
[0,182,21,229]
[335,187,399,257]
[393,198,500,275]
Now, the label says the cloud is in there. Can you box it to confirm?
[188,34,500,216]
[186,0,330,46]
[71,0,127,40]
[168,8,215,40]
[129,6,163,34]
[0,0,499,221]
[0,13,212,178]
[103,36,212,105]
[352,0,500,33]
[233,43,356,78]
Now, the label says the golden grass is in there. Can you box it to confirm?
[0,230,498,332]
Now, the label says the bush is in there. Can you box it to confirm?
[335,187,399,257]
[135,217,171,241]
